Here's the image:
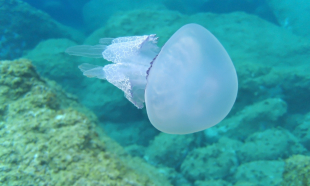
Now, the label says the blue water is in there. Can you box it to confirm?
[1,0,310,185]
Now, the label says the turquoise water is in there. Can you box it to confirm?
[1,0,310,185]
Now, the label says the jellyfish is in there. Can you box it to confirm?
[65,23,238,134]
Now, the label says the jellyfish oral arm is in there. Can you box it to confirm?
[65,35,160,108]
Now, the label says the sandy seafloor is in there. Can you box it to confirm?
[0,0,310,185]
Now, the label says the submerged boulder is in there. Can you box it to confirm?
[266,0,310,39]
[0,0,83,59]
[281,155,310,186]
[0,59,171,185]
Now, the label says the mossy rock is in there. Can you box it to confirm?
[282,155,310,186]
[0,59,171,186]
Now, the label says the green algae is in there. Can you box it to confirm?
[281,155,310,186]
[0,59,171,185]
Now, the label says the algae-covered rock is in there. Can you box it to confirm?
[103,120,158,146]
[84,9,183,46]
[238,128,306,163]
[266,0,310,39]
[0,0,83,59]
[24,38,100,94]
[24,38,86,88]
[236,62,310,114]
[145,133,195,167]
[233,181,259,186]
[293,112,310,150]
[82,0,161,31]
[0,59,171,185]
[281,155,310,186]
[233,160,285,186]
[181,137,241,181]
[194,179,232,186]
[204,98,287,141]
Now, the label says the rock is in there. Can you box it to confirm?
[233,181,260,186]
[266,0,310,39]
[293,112,310,150]
[162,0,276,25]
[181,137,241,181]
[204,98,287,141]
[103,120,159,146]
[281,155,310,186]
[22,0,88,28]
[238,128,307,163]
[0,0,84,60]
[24,38,85,85]
[82,0,161,31]
[194,179,232,186]
[236,63,310,114]
[124,144,146,157]
[233,160,285,186]
[0,59,171,185]
[144,133,195,167]
[83,8,183,46]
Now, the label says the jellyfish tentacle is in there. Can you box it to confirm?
[78,63,106,79]
[65,45,106,58]
[99,38,114,45]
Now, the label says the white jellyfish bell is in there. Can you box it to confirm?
[65,23,238,134]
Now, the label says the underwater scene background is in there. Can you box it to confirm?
[0,0,310,185]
